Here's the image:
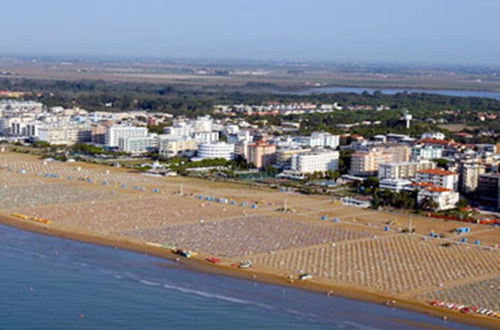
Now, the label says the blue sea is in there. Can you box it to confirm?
[0,225,480,330]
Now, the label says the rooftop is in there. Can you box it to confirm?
[418,168,457,176]
[426,186,452,192]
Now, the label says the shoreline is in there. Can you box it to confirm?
[0,214,497,329]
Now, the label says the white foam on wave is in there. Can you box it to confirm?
[161,283,276,311]
[139,279,161,286]
[334,320,382,330]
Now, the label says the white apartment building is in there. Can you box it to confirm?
[165,122,192,137]
[460,162,485,193]
[235,140,250,160]
[297,132,339,149]
[118,135,157,154]
[411,145,444,161]
[0,100,43,114]
[291,150,339,174]
[105,126,148,147]
[192,131,219,143]
[417,187,460,211]
[276,148,311,167]
[421,131,446,140]
[163,116,219,143]
[196,142,235,160]
[378,161,435,180]
[379,178,413,192]
[415,168,459,191]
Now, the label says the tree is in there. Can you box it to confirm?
[433,158,449,169]
[71,143,104,155]
[325,170,340,181]
[365,176,380,189]
[33,140,50,148]
[456,197,469,209]
[339,150,353,174]
[420,197,439,212]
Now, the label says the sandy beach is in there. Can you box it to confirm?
[0,152,499,329]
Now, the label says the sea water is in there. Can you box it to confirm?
[0,225,479,330]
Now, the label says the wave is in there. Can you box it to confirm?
[159,282,288,314]
[139,279,161,286]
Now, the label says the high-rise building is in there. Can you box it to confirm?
[297,132,339,149]
[118,135,157,154]
[415,168,459,191]
[350,145,411,177]
[248,141,277,168]
[378,161,435,180]
[459,162,485,193]
[476,173,500,210]
[276,148,311,167]
[158,136,198,158]
[37,125,91,145]
[105,126,148,147]
[291,150,339,174]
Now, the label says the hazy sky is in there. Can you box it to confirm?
[2,0,499,65]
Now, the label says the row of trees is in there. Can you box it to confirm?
[2,77,499,120]
[371,188,419,210]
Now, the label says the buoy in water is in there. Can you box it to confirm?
[80,313,85,319]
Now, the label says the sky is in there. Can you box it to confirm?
[1,0,500,65]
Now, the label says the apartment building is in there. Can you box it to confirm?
[379,178,413,192]
[118,135,157,154]
[276,148,311,167]
[91,125,107,145]
[411,145,444,161]
[378,161,435,180]
[476,173,500,210]
[37,125,91,145]
[291,150,339,174]
[415,168,459,191]
[417,187,460,211]
[350,145,411,177]
[158,136,198,158]
[296,132,339,149]
[247,140,277,168]
[105,126,148,147]
[459,162,485,193]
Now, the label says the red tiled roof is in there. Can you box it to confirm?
[412,181,434,187]
[420,138,453,145]
[417,168,456,176]
[426,186,452,192]
[455,132,473,137]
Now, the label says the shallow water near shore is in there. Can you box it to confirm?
[0,224,479,330]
